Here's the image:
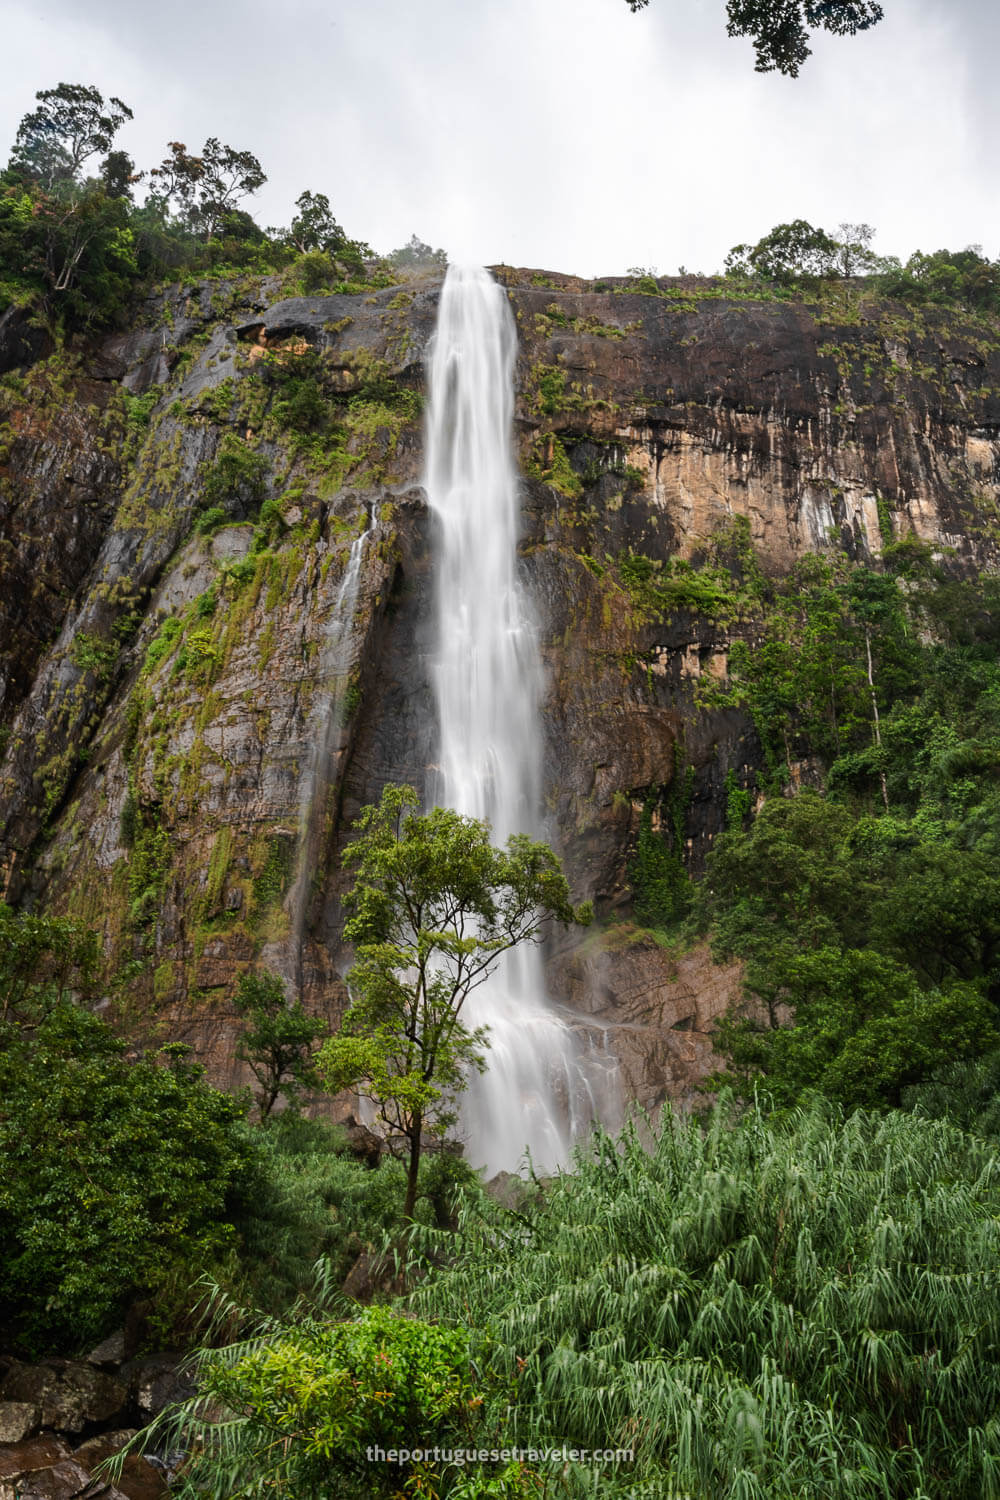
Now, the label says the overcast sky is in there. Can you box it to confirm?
[2,0,996,277]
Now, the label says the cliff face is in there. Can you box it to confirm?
[3,268,999,1113]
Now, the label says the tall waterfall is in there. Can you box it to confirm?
[424,264,598,1174]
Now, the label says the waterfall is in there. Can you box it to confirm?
[424,264,600,1175]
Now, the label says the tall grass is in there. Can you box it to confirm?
[409,1100,1000,1498]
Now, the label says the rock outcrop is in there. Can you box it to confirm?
[2,266,999,1111]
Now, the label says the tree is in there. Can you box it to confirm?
[198,137,267,235]
[878,246,1000,316]
[0,900,100,1024]
[9,82,133,189]
[387,233,447,272]
[318,784,589,1218]
[99,148,143,201]
[288,190,346,256]
[234,968,323,1118]
[713,945,996,1109]
[625,0,884,77]
[147,137,266,237]
[832,220,879,276]
[725,218,839,281]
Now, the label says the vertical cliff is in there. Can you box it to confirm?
[3,267,999,1111]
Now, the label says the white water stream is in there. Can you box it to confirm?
[288,509,375,987]
[425,264,608,1174]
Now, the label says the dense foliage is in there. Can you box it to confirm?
[677,546,1000,1108]
[0,1002,254,1351]
[122,1303,528,1500]
[0,82,380,333]
[722,218,1000,314]
[409,1101,1000,1499]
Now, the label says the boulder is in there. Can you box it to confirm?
[340,1115,383,1168]
[121,1357,193,1422]
[85,1333,126,1370]
[0,1363,127,1435]
[0,1456,128,1500]
[0,1435,69,1481]
[0,1401,41,1443]
[74,1434,167,1500]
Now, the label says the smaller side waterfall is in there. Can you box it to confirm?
[286,510,375,984]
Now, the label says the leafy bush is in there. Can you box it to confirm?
[124,1305,517,1499]
[628,786,692,930]
[0,1004,255,1353]
[143,614,182,671]
[194,503,227,534]
[201,433,268,515]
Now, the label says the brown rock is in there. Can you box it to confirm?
[0,1435,69,1481]
[0,1457,127,1500]
[6,268,1000,1117]
[73,1436,166,1500]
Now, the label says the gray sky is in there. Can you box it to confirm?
[3,0,997,276]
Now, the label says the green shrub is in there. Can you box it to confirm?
[202,433,268,515]
[125,1305,511,1499]
[194,504,228,534]
[0,1005,254,1353]
[298,249,335,292]
[628,775,693,930]
[143,615,183,671]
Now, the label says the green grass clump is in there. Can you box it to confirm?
[410,1100,1000,1499]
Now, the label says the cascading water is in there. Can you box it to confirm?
[425,263,608,1174]
[287,509,375,985]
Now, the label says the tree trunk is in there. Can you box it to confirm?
[403,1113,422,1220]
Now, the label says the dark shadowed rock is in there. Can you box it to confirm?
[0,1456,128,1499]
[84,1334,125,1371]
[121,1358,193,1423]
[341,1115,384,1168]
[0,1436,70,1482]
[73,1433,167,1500]
[0,1365,127,1437]
[0,305,52,374]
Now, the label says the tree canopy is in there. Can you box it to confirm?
[626,0,885,76]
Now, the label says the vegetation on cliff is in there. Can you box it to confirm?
[0,82,440,336]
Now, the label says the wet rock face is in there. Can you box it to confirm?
[3,269,1000,1108]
